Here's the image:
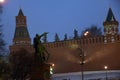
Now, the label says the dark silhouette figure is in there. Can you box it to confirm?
[33,32,49,64]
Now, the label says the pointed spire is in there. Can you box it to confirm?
[106,8,116,22]
[13,8,31,45]
[18,8,24,16]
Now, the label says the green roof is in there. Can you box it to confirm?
[106,8,116,22]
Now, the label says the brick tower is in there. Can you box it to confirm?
[9,8,34,53]
[103,8,119,43]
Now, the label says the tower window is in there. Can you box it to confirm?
[17,20,20,24]
[22,19,24,24]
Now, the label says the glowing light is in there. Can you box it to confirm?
[0,0,4,3]
[104,66,108,70]
[50,66,54,74]
[52,63,55,67]
[50,67,53,71]
[84,31,89,36]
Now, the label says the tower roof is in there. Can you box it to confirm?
[105,8,116,22]
[18,8,24,16]
[13,8,31,45]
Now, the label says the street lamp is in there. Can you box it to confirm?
[80,48,85,80]
[50,63,55,80]
[84,31,89,36]
[79,31,89,80]
[50,63,55,75]
[104,66,108,80]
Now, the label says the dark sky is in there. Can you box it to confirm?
[1,0,120,47]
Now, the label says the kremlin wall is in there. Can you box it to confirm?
[9,8,120,80]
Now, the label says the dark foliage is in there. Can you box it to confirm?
[0,25,6,55]
[73,29,79,39]
[54,33,60,42]
[0,55,11,79]
[10,48,33,79]
[64,33,68,41]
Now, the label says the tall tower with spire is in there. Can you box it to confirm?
[9,9,34,53]
[103,8,119,43]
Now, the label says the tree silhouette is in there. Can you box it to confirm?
[64,33,68,41]
[0,25,6,52]
[0,20,6,55]
[10,48,33,80]
[54,33,60,42]
[73,29,79,39]
[0,55,10,79]
[0,4,6,56]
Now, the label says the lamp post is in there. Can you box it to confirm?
[50,63,55,75]
[80,48,85,80]
[79,31,89,80]
[104,66,108,80]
